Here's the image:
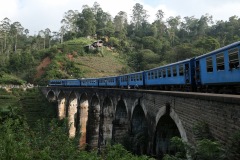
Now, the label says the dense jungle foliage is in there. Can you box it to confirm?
[1,2,240,85]
[0,88,154,160]
[0,88,239,160]
[0,1,240,159]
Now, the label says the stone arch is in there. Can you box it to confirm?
[68,91,78,138]
[79,93,89,148]
[113,98,129,143]
[153,103,187,159]
[131,100,148,155]
[46,90,56,101]
[57,90,66,119]
[131,98,147,120]
[100,97,114,146]
[86,94,100,150]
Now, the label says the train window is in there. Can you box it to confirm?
[140,74,142,80]
[228,48,239,69]
[151,72,154,79]
[216,52,225,71]
[136,75,139,81]
[158,70,162,78]
[206,57,213,72]
[179,65,184,76]
[163,69,166,77]
[148,72,151,80]
[155,70,158,79]
[173,66,177,76]
[167,67,171,77]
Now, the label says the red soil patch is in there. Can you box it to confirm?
[35,57,51,79]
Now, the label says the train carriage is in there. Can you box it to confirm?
[118,74,129,87]
[49,79,65,86]
[98,77,107,87]
[144,58,195,90]
[98,76,118,87]
[80,78,98,87]
[119,71,144,88]
[195,41,240,92]
[106,76,118,87]
[64,79,81,86]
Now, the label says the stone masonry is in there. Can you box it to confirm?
[41,86,240,156]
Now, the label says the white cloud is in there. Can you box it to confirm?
[0,0,19,21]
[1,0,240,35]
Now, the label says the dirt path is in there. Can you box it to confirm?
[35,57,51,79]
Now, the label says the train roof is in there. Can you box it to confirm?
[98,76,118,79]
[119,71,144,77]
[196,41,240,59]
[81,77,99,80]
[145,58,193,72]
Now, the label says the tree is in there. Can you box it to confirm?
[131,3,149,30]
[197,14,213,38]
[61,10,79,38]
[95,8,112,37]
[129,49,160,71]
[166,16,181,46]
[38,30,45,49]
[194,36,220,53]
[0,17,11,52]
[11,21,24,53]
[113,11,128,39]
[24,29,29,37]
[142,36,162,53]
[45,28,51,48]
[76,6,96,37]
[178,16,198,43]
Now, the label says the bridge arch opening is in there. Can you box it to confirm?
[46,90,55,101]
[113,99,128,143]
[79,93,89,148]
[57,91,66,120]
[131,104,148,155]
[86,94,100,150]
[154,104,181,159]
[68,92,78,138]
[100,97,114,146]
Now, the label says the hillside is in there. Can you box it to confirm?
[73,51,128,78]
[33,38,131,85]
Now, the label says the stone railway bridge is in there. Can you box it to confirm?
[41,87,240,157]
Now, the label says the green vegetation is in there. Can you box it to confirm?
[1,2,240,86]
[0,88,155,159]
[0,1,240,159]
[162,122,240,160]
[0,89,154,159]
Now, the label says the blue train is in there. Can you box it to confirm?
[49,41,240,94]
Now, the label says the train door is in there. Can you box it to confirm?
[116,77,120,87]
[195,60,201,85]
[184,63,190,84]
[104,78,107,87]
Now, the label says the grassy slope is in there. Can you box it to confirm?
[74,49,128,78]
[0,89,19,110]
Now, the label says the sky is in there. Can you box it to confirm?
[1,0,240,35]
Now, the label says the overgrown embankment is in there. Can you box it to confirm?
[0,88,57,127]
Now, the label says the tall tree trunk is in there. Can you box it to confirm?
[4,33,7,50]
[44,38,45,49]
[49,38,51,48]
[15,34,17,53]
